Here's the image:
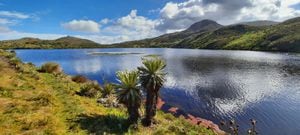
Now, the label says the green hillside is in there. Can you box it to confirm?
[176,24,262,49]
[112,17,300,52]
[223,17,300,52]
[0,36,105,49]
[238,20,278,26]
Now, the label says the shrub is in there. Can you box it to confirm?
[9,57,21,66]
[0,87,13,98]
[71,75,89,83]
[101,83,115,98]
[39,62,62,74]
[26,93,52,106]
[77,81,101,97]
[27,62,35,66]
[4,52,16,59]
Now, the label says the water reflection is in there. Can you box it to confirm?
[74,58,102,74]
[178,56,287,114]
[15,48,300,134]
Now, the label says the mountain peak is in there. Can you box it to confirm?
[185,19,223,32]
[54,36,100,46]
[56,36,81,41]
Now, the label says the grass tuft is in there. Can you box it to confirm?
[39,62,62,74]
[76,82,101,98]
[71,75,90,83]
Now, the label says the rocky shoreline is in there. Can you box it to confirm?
[156,98,226,135]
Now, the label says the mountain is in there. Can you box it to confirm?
[111,19,223,48]
[1,17,299,52]
[176,24,261,49]
[238,20,279,26]
[185,19,223,32]
[111,17,300,52]
[0,36,103,49]
[55,36,98,45]
[221,17,300,52]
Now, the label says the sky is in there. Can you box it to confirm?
[0,0,300,44]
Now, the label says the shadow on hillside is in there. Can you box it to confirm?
[75,114,130,134]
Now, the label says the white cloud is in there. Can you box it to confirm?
[1,10,156,44]
[0,18,12,25]
[149,8,161,14]
[98,10,162,43]
[115,10,158,31]
[156,0,300,32]
[62,20,100,33]
[100,18,110,24]
[237,0,300,22]
[0,11,30,19]
[157,0,219,32]
[0,30,65,40]
[0,29,132,44]
[0,26,11,33]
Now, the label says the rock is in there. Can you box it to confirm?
[97,97,120,108]
[97,98,108,104]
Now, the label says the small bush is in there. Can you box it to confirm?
[39,62,62,74]
[77,81,101,97]
[71,75,89,83]
[27,62,35,66]
[163,113,175,121]
[0,87,13,97]
[101,83,115,98]
[26,93,52,106]
[4,52,16,59]
[9,57,21,66]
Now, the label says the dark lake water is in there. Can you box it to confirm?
[15,48,300,134]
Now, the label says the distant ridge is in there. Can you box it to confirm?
[238,20,279,26]
[0,36,103,49]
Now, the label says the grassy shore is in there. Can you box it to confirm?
[0,49,215,135]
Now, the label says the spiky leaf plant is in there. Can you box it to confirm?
[138,57,166,126]
[116,70,141,124]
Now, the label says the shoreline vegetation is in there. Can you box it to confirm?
[0,17,299,53]
[0,49,220,135]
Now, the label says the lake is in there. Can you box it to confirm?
[15,48,300,134]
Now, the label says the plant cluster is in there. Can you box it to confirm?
[115,57,166,126]
[39,62,62,74]
[220,119,258,135]
[77,81,102,98]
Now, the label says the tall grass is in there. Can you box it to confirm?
[39,62,62,74]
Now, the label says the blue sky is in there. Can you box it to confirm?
[1,0,178,34]
[0,0,300,44]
